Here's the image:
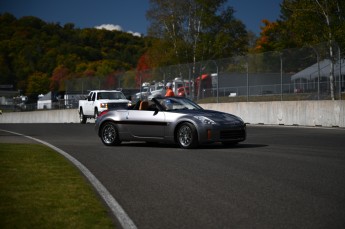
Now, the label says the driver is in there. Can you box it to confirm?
[164,99,173,110]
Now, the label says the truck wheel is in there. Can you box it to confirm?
[94,108,99,119]
[79,109,86,124]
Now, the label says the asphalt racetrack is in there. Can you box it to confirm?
[1,123,345,229]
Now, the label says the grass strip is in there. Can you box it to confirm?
[0,143,115,228]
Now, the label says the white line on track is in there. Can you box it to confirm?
[1,129,137,229]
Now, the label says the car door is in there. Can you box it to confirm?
[84,92,95,115]
[125,109,166,139]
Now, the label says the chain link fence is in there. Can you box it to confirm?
[65,41,344,105]
[3,42,343,112]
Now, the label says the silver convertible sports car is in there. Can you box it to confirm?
[95,97,246,149]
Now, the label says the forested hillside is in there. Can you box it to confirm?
[0,13,148,95]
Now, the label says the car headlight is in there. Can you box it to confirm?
[100,103,108,108]
[195,116,216,125]
[224,114,244,123]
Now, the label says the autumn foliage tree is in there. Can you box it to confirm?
[0,13,148,95]
[254,20,284,52]
[50,66,70,91]
[136,53,151,87]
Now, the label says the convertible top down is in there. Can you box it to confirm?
[95,97,246,149]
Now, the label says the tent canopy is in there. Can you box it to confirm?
[38,91,52,101]
[291,59,345,81]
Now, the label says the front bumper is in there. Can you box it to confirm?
[198,123,246,144]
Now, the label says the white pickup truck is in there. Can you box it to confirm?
[78,90,129,124]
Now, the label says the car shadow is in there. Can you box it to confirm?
[197,143,268,150]
[116,142,268,149]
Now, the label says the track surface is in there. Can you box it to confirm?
[1,124,345,229]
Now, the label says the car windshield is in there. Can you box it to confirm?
[155,97,203,111]
[97,92,126,100]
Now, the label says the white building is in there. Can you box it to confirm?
[37,92,52,109]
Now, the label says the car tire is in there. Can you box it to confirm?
[79,109,86,124]
[176,122,198,149]
[100,122,121,146]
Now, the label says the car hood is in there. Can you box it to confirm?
[170,109,244,123]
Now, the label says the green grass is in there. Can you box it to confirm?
[0,143,115,229]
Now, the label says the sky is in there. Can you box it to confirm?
[0,0,282,36]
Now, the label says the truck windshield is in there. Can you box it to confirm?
[97,92,126,100]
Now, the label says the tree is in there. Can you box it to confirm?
[26,72,50,95]
[281,0,345,100]
[254,0,345,100]
[136,53,151,87]
[146,0,248,71]
[0,46,12,84]
[0,13,148,94]
[281,0,345,46]
[122,71,136,88]
[50,65,70,91]
[254,20,285,52]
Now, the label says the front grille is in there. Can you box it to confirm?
[220,129,246,140]
[108,102,128,110]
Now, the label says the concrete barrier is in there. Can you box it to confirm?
[200,101,345,127]
[1,101,344,127]
[0,109,81,123]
